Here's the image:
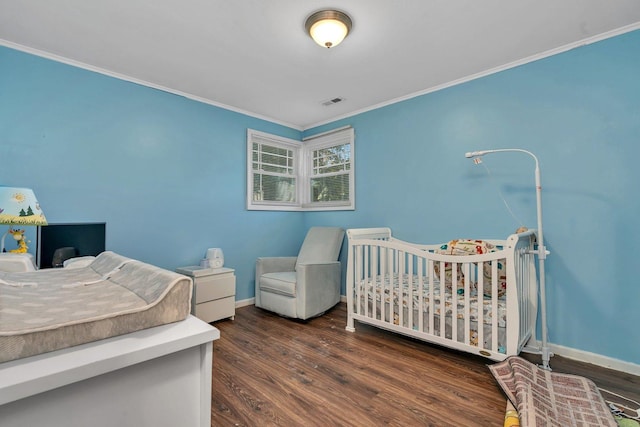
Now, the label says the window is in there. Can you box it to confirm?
[249,131,299,208]
[247,127,354,211]
[305,129,353,209]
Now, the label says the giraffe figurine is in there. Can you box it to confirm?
[8,228,29,253]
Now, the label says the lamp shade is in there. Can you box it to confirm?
[0,187,47,226]
[305,10,352,48]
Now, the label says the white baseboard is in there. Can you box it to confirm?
[235,298,254,308]
[546,342,640,376]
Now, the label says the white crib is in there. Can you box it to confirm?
[345,228,539,361]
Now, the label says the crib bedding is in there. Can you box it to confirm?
[0,251,192,363]
[356,273,507,327]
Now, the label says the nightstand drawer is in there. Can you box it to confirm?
[195,274,235,303]
[195,297,235,323]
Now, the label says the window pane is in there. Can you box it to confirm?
[254,174,296,202]
[311,173,349,202]
[312,144,350,175]
[253,144,294,174]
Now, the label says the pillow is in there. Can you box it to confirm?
[63,256,96,269]
[439,239,494,256]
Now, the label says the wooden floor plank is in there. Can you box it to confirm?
[210,303,639,426]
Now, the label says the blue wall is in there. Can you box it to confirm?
[1,28,639,366]
[0,46,306,301]
[305,30,640,365]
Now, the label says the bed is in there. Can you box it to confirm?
[345,228,539,361]
[0,251,192,363]
[0,251,217,427]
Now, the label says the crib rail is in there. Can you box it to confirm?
[345,228,538,361]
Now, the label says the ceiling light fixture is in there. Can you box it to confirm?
[305,9,352,49]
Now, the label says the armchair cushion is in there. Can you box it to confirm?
[260,272,296,297]
[295,227,345,271]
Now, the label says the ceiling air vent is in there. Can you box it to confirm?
[321,97,345,106]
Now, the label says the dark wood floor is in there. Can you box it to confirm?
[210,303,639,426]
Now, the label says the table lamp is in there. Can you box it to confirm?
[0,186,47,253]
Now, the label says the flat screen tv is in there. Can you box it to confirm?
[37,222,106,269]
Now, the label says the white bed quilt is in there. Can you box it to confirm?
[0,251,192,363]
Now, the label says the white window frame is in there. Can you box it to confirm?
[247,130,301,210]
[247,127,355,211]
[301,127,355,211]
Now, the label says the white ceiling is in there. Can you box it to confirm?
[1,1,640,130]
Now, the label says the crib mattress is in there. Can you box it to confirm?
[356,273,507,327]
[0,251,192,363]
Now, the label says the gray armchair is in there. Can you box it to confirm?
[255,227,345,320]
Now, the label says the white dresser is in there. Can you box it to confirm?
[176,266,236,323]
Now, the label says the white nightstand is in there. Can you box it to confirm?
[176,266,236,323]
[0,253,37,272]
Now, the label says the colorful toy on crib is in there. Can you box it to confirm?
[469,330,479,347]
[8,228,29,253]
